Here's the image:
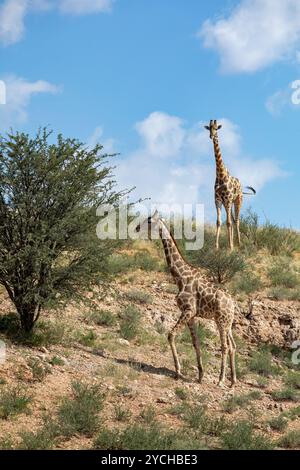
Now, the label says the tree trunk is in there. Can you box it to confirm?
[17,304,40,333]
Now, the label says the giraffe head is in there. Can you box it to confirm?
[204,120,222,140]
[135,210,160,239]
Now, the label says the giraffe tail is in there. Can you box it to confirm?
[243,186,256,196]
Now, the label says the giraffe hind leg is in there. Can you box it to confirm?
[218,327,229,386]
[234,196,243,248]
[215,201,222,250]
[225,204,233,251]
[228,330,237,387]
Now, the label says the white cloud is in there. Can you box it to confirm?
[0,0,27,45]
[0,75,60,128]
[59,0,113,15]
[199,0,300,73]
[135,112,185,159]
[87,126,115,153]
[0,0,114,45]
[115,112,285,220]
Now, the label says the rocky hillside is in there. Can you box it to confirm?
[0,248,299,450]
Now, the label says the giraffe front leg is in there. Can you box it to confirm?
[168,311,190,380]
[215,202,222,250]
[188,318,204,384]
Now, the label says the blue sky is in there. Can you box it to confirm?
[0,0,300,228]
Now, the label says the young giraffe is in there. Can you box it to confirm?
[204,120,256,251]
[136,211,237,387]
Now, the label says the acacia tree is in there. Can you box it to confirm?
[0,129,127,332]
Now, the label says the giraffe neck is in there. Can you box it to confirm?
[213,135,228,180]
[158,221,187,279]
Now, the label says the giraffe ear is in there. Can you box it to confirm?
[218,125,222,130]
[204,126,210,130]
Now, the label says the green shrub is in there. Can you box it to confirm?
[179,323,212,345]
[174,387,188,401]
[221,420,274,450]
[285,405,300,420]
[271,387,300,402]
[0,436,15,450]
[284,371,300,389]
[278,430,300,449]
[249,349,279,377]
[268,415,288,432]
[256,376,269,389]
[0,386,32,419]
[182,403,207,430]
[232,270,263,294]
[268,260,299,289]
[86,310,115,327]
[222,391,261,414]
[27,357,51,382]
[114,405,131,422]
[57,381,104,437]
[125,290,153,304]
[134,252,162,272]
[77,330,97,347]
[269,287,300,301]
[139,405,156,424]
[49,356,65,366]
[240,209,300,256]
[107,254,136,275]
[94,423,203,450]
[189,244,245,284]
[18,417,59,450]
[259,223,300,256]
[119,305,141,341]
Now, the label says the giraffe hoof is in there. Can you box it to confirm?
[175,372,186,381]
[230,380,237,388]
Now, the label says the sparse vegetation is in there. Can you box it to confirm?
[86,309,115,327]
[114,405,132,422]
[57,381,104,437]
[119,305,141,340]
[268,415,288,432]
[125,289,153,304]
[249,348,279,377]
[232,270,263,294]
[139,405,156,424]
[27,357,51,382]
[268,259,299,289]
[240,210,300,256]
[284,371,300,390]
[93,422,204,451]
[271,386,300,402]
[221,420,274,450]
[278,430,300,449]
[189,236,245,284]
[77,330,97,347]
[0,386,32,419]
[222,391,261,414]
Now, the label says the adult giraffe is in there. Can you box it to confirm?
[205,120,256,251]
